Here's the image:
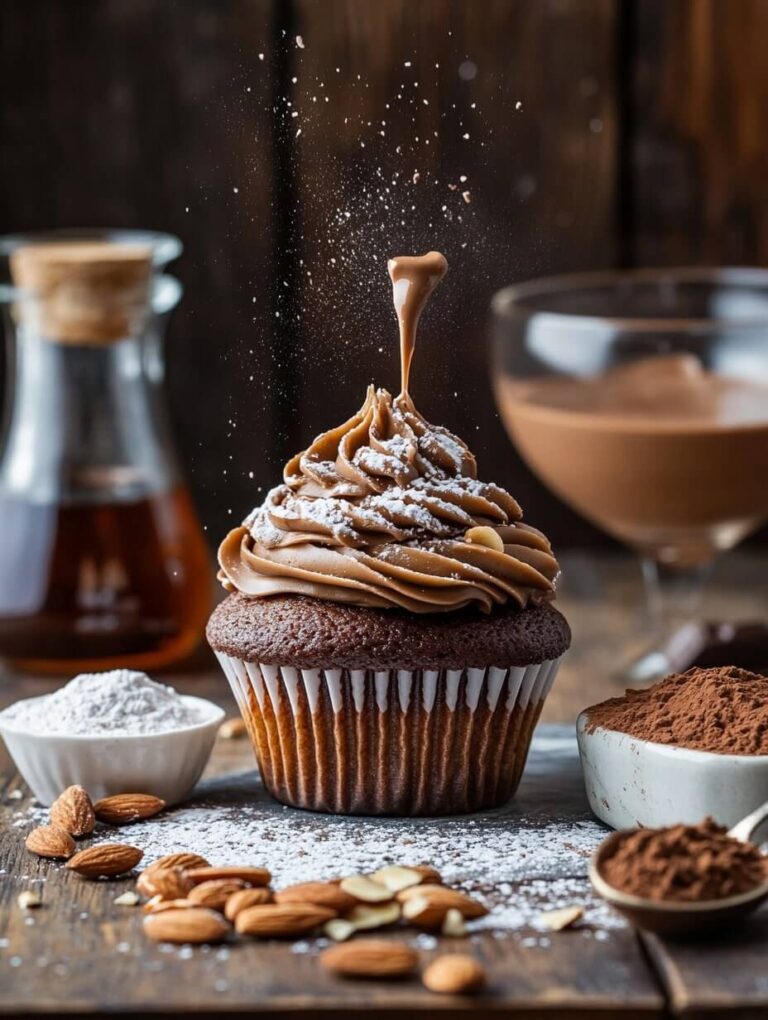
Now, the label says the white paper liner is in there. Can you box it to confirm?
[214,655,562,816]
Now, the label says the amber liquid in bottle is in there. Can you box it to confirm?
[0,486,211,672]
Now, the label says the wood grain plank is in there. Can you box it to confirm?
[642,923,768,1018]
[0,723,661,1017]
[628,0,768,266]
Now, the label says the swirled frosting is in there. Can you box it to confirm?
[218,251,560,613]
[218,384,559,612]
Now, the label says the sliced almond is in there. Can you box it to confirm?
[146,852,210,873]
[422,953,486,994]
[113,891,141,907]
[66,842,143,878]
[401,888,487,930]
[136,866,192,901]
[25,825,75,860]
[465,525,504,552]
[93,793,165,825]
[235,903,335,938]
[187,879,246,912]
[143,907,230,944]
[371,865,424,893]
[346,901,401,932]
[441,908,468,937]
[537,906,583,932]
[320,939,418,978]
[324,918,356,942]
[50,785,95,838]
[340,875,393,903]
[185,865,271,887]
[275,881,356,913]
[224,887,274,921]
[396,883,457,903]
[219,717,248,739]
[18,890,42,909]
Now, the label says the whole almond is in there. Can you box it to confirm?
[143,907,230,944]
[422,954,486,994]
[147,852,210,873]
[320,939,418,979]
[401,888,488,930]
[50,786,95,838]
[185,866,271,887]
[136,866,192,901]
[275,881,356,912]
[411,865,442,884]
[66,842,143,878]
[224,887,274,921]
[396,883,466,903]
[402,896,457,930]
[25,825,75,860]
[219,717,247,739]
[143,898,197,914]
[93,793,165,825]
[187,879,246,911]
[235,903,335,938]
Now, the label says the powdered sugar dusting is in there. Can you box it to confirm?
[37,727,620,933]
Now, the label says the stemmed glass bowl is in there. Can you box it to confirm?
[491,267,768,683]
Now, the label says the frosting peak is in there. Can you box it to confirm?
[218,251,560,613]
[284,386,477,503]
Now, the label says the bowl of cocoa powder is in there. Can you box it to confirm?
[577,666,768,830]
[589,816,768,936]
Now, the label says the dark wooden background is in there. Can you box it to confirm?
[1,0,766,550]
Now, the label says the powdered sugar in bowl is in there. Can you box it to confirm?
[0,670,224,806]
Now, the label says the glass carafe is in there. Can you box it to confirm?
[0,230,212,673]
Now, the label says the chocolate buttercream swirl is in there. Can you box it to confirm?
[219,250,560,613]
[218,385,560,613]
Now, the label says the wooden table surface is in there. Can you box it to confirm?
[1,553,767,1019]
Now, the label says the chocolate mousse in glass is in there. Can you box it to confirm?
[491,268,768,682]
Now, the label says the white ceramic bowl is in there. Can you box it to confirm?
[0,695,224,807]
[577,712,768,830]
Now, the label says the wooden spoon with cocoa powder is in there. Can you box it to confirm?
[589,800,768,936]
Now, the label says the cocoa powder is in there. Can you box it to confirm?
[586,666,768,755]
[598,818,767,902]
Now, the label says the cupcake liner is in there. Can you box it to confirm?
[214,654,562,816]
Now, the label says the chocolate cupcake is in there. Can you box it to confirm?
[208,251,570,815]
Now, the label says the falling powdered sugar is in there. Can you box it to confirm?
[0,671,206,737]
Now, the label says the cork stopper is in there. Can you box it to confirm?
[10,241,153,344]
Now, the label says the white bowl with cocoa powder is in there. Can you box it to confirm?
[577,716,768,831]
[0,670,224,806]
[577,665,768,830]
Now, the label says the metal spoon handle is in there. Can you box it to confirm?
[728,801,768,843]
